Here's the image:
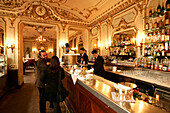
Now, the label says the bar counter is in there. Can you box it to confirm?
[62,67,169,113]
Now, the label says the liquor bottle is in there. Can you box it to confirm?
[153,8,158,17]
[154,19,158,29]
[161,2,165,16]
[143,57,148,68]
[161,29,165,41]
[153,32,157,42]
[144,45,148,56]
[151,59,154,70]
[157,0,161,16]
[154,44,157,57]
[154,58,159,70]
[149,33,152,43]
[158,19,164,28]
[145,33,149,43]
[151,44,154,56]
[165,9,170,26]
[168,60,170,72]
[163,59,168,71]
[159,59,163,71]
[149,20,153,30]
[161,46,166,57]
[147,58,151,69]
[146,20,149,30]
[165,30,170,41]
[157,45,161,57]
[157,32,161,42]
[149,6,152,17]
[148,45,151,56]
[166,43,170,57]
[166,0,170,11]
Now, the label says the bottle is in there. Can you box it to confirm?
[151,59,154,70]
[154,44,158,57]
[153,32,157,42]
[153,8,158,17]
[161,46,166,57]
[149,20,153,30]
[145,33,149,43]
[154,19,158,29]
[151,44,154,56]
[166,0,170,11]
[146,20,149,30]
[158,19,164,28]
[157,0,161,16]
[157,45,161,57]
[165,30,170,41]
[165,9,170,26]
[157,32,161,42]
[163,59,168,71]
[159,59,163,71]
[154,58,159,70]
[161,2,165,16]
[143,57,147,68]
[149,6,152,17]
[162,29,165,41]
[148,45,151,56]
[166,43,170,57]
[144,45,148,56]
[147,58,151,69]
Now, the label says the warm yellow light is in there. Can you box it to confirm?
[48,49,53,53]
[32,48,37,53]
[60,42,65,47]
[98,42,101,47]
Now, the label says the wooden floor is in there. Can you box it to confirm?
[0,67,66,113]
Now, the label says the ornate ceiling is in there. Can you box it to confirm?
[0,0,137,25]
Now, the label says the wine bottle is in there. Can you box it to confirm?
[154,19,158,29]
[153,8,158,17]
[162,29,165,41]
[148,45,151,56]
[166,0,170,11]
[149,6,152,17]
[157,0,161,16]
[158,19,163,28]
[146,20,149,30]
[161,2,165,16]
[144,45,148,56]
[165,9,170,26]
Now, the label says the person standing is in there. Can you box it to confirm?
[92,49,105,77]
[79,48,88,64]
[41,56,65,113]
[35,50,48,113]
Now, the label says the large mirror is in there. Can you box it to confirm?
[111,29,137,60]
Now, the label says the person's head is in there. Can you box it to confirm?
[39,50,47,59]
[80,48,85,54]
[92,49,98,58]
[49,56,61,73]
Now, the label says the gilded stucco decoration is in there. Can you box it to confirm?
[0,0,25,8]
[91,27,98,36]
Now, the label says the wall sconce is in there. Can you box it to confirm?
[105,42,111,50]
[48,49,53,53]
[32,48,37,53]
[7,43,15,53]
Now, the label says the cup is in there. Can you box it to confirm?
[112,66,117,72]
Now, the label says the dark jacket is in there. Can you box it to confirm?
[78,53,88,64]
[93,55,105,77]
[36,58,47,88]
[41,67,65,102]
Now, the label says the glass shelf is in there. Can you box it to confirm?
[144,25,170,33]
[141,41,170,45]
[111,44,136,48]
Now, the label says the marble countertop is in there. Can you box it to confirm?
[64,67,169,113]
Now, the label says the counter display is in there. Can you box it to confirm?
[62,66,169,113]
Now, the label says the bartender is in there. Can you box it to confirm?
[79,48,88,64]
[92,49,105,77]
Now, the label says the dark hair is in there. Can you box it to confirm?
[92,49,98,54]
[49,56,61,73]
[39,50,46,57]
[80,48,85,51]
[65,43,69,47]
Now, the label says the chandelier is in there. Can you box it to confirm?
[36,35,46,42]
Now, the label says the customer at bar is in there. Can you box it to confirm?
[41,56,65,113]
[35,50,48,113]
[79,48,88,64]
[92,49,105,77]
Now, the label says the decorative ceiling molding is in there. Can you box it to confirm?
[0,0,25,8]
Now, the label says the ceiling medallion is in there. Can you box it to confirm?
[35,5,47,16]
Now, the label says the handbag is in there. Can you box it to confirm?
[58,69,69,102]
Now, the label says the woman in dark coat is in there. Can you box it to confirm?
[41,56,65,113]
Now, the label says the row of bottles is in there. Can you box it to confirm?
[145,29,170,43]
[110,46,136,56]
[112,35,136,47]
[146,0,170,31]
[144,43,170,57]
[135,57,170,72]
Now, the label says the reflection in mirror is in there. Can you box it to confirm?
[0,28,4,54]
[111,29,137,60]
